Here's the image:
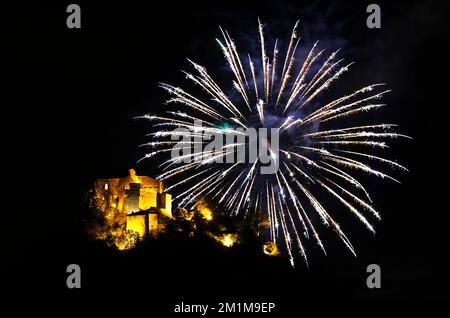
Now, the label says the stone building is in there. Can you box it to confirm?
[94,169,172,237]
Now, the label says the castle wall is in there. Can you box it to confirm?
[125,183,141,213]
[160,193,172,218]
[148,214,158,233]
[139,189,158,211]
[126,214,147,237]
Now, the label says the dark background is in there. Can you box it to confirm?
[5,0,449,313]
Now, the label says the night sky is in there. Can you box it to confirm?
[5,0,449,313]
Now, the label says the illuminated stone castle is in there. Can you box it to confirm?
[94,169,172,237]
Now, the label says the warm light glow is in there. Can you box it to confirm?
[263,241,280,256]
[198,206,213,221]
[222,234,234,247]
[208,232,238,248]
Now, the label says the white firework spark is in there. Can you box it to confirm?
[138,20,410,266]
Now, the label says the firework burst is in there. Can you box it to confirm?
[137,20,410,266]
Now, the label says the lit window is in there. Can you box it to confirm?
[105,183,109,190]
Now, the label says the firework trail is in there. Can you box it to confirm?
[137,20,410,266]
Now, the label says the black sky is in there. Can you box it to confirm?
[5,0,449,311]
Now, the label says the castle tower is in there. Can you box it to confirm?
[125,183,141,213]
